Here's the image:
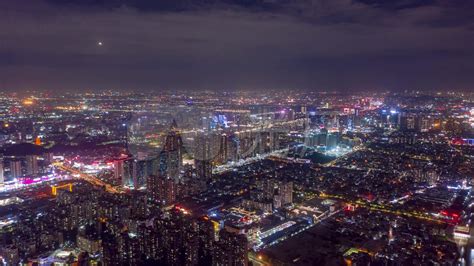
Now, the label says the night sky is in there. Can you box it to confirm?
[1,0,473,91]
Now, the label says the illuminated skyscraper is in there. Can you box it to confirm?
[114,159,124,183]
[218,133,228,164]
[227,134,240,162]
[279,181,293,206]
[326,133,338,150]
[135,156,160,188]
[146,174,176,205]
[146,174,160,203]
[10,160,22,178]
[195,159,212,183]
[162,177,176,204]
[160,120,183,183]
[114,156,135,187]
[25,155,39,176]
[194,132,216,182]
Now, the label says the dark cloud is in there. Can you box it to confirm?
[0,0,473,91]
[357,0,436,10]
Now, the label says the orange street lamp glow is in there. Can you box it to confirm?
[23,99,34,105]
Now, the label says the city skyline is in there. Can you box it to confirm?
[1,1,474,265]
[0,90,473,265]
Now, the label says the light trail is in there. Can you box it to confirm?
[319,193,450,224]
[52,162,124,194]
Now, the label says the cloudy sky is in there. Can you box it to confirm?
[1,0,473,91]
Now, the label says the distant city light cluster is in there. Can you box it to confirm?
[0,90,473,265]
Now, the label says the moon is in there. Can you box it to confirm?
[98,41,103,46]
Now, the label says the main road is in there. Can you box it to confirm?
[319,192,450,224]
[52,162,124,194]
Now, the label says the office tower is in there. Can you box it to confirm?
[114,159,124,183]
[317,128,328,146]
[25,155,39,176]
[135,156,159,188]
[254,130,280,154]
[227,134,240,162]
[10,160,22,178]
[258,131,269,154]
[194,132,219,182]
[218,133,228,164]
[125,159,137,188]
[270,131,281,151]
[194,131,220,162]
[212,230,248,266]
[114,157,135,187]
[236,130,257,158]
[194,133,214,181]
[326,133,339,150]
[134,159,147,188]
[160,120,183,182]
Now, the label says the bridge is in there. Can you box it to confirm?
[51,183,73,196]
